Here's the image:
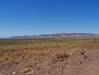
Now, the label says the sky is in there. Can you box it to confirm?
[0,0,99,37]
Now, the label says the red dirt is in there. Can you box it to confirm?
[0,44,99,75]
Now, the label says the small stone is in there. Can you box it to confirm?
[80,61,83,64]
[81,51,85,55]
[14,61,19,64]
[26,70,34,75]
[24,68,31,73]
[17,56,24,61]
[66,64,69,68]
[56,68,59,71]
[68,52,72,56]
[83,55,87,59]
[25,48,28,50]
[56,67,62,71]
[12,72,16,75]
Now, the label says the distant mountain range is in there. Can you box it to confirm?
[10,33,99,39]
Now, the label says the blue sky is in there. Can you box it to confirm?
[0,0,99,37]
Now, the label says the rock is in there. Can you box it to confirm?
[27,70,34,75]
[24,68,31,73]
[12,72,16,75]
[17,56,24,61]
[24,68,34,75]
[56,67,62,71]
[65,63,69,68]
[80,51,85,55]
[68,52,72,56]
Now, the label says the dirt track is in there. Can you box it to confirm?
[0,45,99,75]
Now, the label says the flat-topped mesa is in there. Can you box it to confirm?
[10,33,99,39]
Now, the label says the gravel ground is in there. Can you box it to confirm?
[0,45,99,75]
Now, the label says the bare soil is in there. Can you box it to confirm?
[0,44,99,75]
